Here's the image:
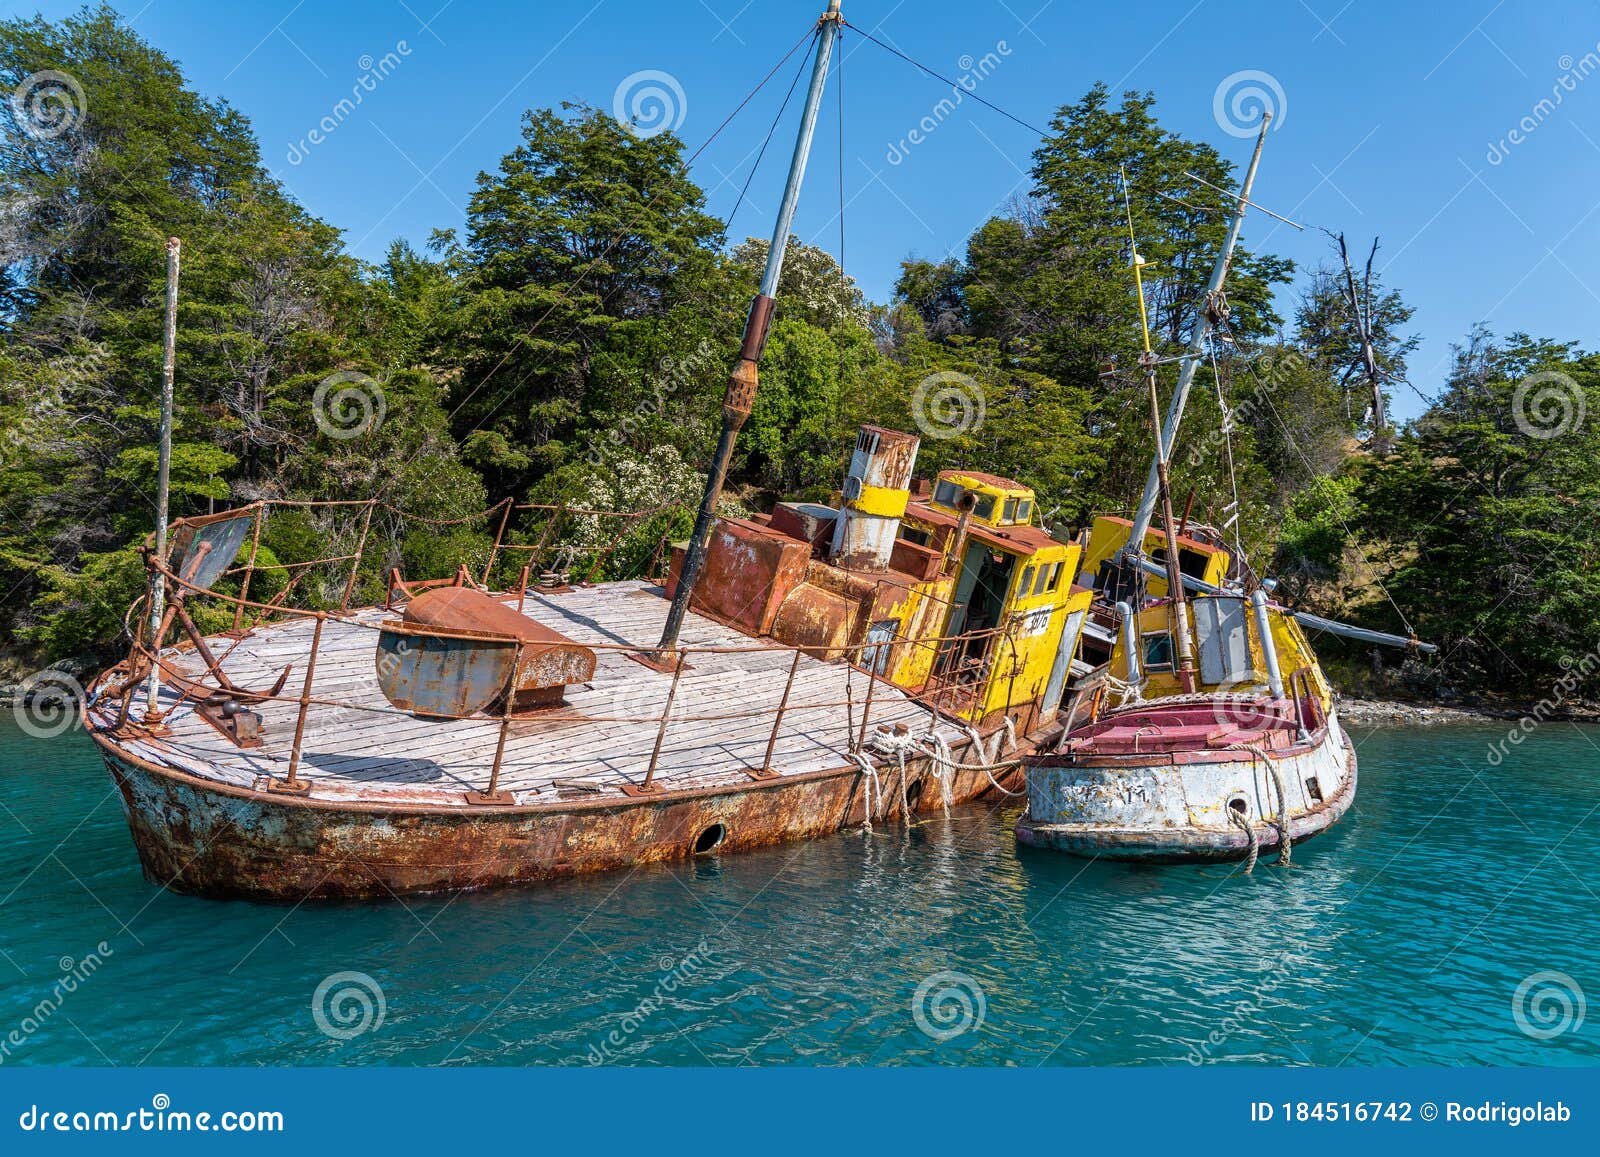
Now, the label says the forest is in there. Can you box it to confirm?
[2,6,1597,703]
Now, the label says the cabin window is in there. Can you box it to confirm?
[1032,565,1051,596]
[1016,499,1032,524]
[1178,549,1210,580]
[1016,566,1035,600]
[899,526,930,547]
[933,479,962,508]
[1045,561,1063,591]
[1142,632,1174,670]
[973,493,997,521]
[1002,497,1019,523]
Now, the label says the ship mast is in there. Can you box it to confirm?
[655,0,844,659]
[1116,115,1270,691]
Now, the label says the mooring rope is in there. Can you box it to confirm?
[1267,760,1293,867]
[847,750,879,832]
[1228,805,1260,874]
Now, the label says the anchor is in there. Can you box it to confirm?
[114,511,291,747]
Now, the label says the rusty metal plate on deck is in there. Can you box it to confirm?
[376,624,518,719]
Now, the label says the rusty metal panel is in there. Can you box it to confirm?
[168,512,254,590]
[376,624,517,718]
[690,517,810,636]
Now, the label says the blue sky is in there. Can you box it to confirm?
[14,0,1600,419]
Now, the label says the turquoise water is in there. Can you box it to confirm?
[0,712,1597,1067]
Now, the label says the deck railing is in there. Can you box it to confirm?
[99,501,1043,804]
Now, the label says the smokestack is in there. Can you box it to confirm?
[830,426,919,571]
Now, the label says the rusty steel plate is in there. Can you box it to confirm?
[375,623,518,719]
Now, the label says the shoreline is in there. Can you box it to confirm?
[1335,695,1600,728]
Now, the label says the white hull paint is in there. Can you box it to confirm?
[1015,710,1356,862]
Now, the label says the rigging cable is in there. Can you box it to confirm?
[728,29,819,231]
[1208,338,1247,566]
[433,21,819,446]
[841,19,1048,138]
[1252,371,1418,637]
[837,23,848,314]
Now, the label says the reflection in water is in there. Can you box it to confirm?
[1,718,1597,1066]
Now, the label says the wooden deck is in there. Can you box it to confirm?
[88,581,964,808]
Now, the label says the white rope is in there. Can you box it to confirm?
[847,751,879,832]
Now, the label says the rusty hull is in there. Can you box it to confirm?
[91,727,1036,902]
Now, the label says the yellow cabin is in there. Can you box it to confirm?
[897,470,1094,730]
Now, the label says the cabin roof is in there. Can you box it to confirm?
[906,499,1062,556]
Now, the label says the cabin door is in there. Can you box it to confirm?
[1193,596,1252,684]
[864,619,897,676]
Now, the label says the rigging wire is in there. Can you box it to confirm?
[434,21,821,444]
[1251,367,1418,636]
[841,19,1049,138]
[837,24,848,312]
[685,24,817,169]
[728,29,819,231]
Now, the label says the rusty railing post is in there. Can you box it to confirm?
[272,612,324,795]
[470,643,520,805]
[481,498,513,587]
[855,642,879,755]
[633,649,686,795]
[232,501,265,633]
[515,562,532,613]
[339,499,376,613]
[754,649,802,777]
